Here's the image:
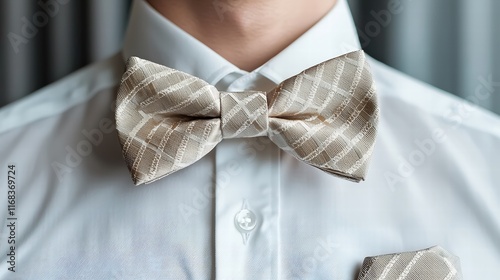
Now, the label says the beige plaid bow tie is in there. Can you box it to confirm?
[115,50,379,185]
[357,246,463,280]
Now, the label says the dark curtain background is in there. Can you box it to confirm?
[0,0,132,106]
[1,0,499,115]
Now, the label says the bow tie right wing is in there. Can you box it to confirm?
[116,57,223,185]
[267,50,379,182]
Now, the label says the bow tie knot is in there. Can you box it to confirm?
[220,91,269,139]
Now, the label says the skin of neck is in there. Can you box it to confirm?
[146,0,337,71]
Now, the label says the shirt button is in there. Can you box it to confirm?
[234,209,257,232]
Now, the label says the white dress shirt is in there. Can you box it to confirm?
[1,0,499,279]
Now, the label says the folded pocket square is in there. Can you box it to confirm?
[357,246,463,280]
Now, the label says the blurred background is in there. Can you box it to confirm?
[0,0,499,114]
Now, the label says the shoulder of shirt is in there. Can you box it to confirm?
[367,55,500,138]
[0,52,125,134]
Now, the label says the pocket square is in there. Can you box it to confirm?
[357,246,463,280]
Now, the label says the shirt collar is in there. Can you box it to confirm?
[256,0,361,83]
[122,0,361,85]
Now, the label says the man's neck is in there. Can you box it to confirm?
[147,0,337,71]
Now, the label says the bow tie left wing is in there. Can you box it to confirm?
[115,57,223,185]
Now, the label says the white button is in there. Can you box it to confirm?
[234,209,257,232]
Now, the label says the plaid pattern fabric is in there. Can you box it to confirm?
[115,50,378,185]
[357,246,463,280]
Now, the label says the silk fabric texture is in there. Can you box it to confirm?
[357,246,462,280]
[116,50,378,185]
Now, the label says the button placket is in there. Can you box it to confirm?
[214,138,280,279]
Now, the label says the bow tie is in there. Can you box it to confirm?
[116,50,379,185]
